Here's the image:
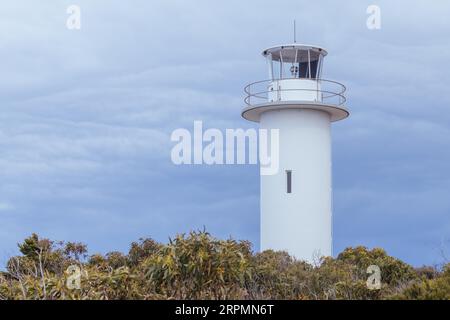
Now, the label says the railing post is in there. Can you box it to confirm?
[277,81,281,101]
[316,79,319,102]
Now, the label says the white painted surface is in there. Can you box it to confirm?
[268,79,322,103]
[259,109,332,263]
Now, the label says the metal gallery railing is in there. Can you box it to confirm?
[244,78,346,107]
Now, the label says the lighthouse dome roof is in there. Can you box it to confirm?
[262,44,327,63]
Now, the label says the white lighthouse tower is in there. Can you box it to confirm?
[242,44,349,263]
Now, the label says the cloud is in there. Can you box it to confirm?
[0,202,14,212]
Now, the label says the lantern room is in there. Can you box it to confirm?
[243,43,348,122]
[263,44,327,80]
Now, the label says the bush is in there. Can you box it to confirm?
[0,232,448,300]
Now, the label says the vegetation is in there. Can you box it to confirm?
[0,231,448,300]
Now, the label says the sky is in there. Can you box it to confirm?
[0,0,449,267]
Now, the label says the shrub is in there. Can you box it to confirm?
[0,232,447,300]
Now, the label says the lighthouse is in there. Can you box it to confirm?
[242,44,348,263]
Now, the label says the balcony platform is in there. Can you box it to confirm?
[243,78,349,123]
[242,100,349,122]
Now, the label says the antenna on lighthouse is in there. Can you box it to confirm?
[293,20,297,43]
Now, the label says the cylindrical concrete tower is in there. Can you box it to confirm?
[242,44,349,263]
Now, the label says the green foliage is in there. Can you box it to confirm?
[249,250,311,299]
[389,264,450,300]
[337,246,417,286]
[143,231,251,299]
[0,232,448,300]
[128,238,162,267]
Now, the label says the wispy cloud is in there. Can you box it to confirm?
[0,202,14,212]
